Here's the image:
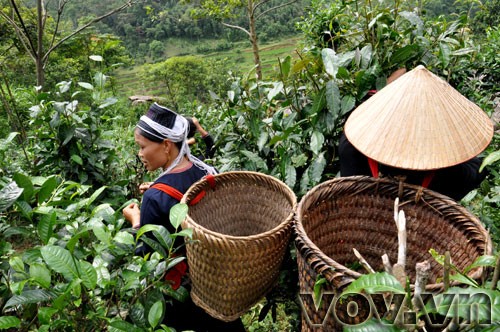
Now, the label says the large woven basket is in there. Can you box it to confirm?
[181,171,297,322]
[294,176,493,331]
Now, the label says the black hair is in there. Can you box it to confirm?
[185,117,197,138]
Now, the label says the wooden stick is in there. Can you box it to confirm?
[396,210,407,268]
[353,248,375,274]
[444,251,451,291]
[382,254,393,275]
[412,260,431,311]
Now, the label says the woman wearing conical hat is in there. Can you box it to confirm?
[338,65,494,201]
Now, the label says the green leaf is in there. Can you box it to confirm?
[279,56,291,78]
[70,155,83,165]
[9,256,24,273]
[38,307,58,325]
[391,44,420,64]
[343,318,403,331]
[310,131,325,156]
[284,163,297,189]
[463,255,497,274]
[66,228,90,253]
[38,176,58,204]
[325,80,341,120]
[89,55,103,62]
[77,82,94,90]
[439,42,451,67]
[108,320,143,332]
[29,263,51,288]
[322,48,339,77]
[257,131,268,151]
[170,203,188,230]
[310,152,326,183]
[4,289,56,308]
[480,150,500,172]
[172,228,193,239]
[341,272,405,297]
[148,300,164,329]
[86,186,107,207]
[13,173,34,202]
[0,181,24,212]
[92,222,112,246]
[41,245,80,281]
[38,211,57,245]
[0,316,21,329]
[113,231,135,245]
[79,260,97,290]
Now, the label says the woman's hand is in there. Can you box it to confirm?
[139,181,153,194]
[123,202,141,229]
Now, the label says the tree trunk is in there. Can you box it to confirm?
[36,0,45,87]
[248,0,262,80]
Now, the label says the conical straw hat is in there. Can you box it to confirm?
[344,65,494,170]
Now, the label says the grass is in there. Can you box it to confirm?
[113,36,302,98]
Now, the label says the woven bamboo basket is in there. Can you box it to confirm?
[180,171,297,322]
[294,176,493,331]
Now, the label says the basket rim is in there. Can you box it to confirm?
[181,170,297,241]
[294,175,493,288]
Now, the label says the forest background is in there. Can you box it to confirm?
[0,0,499,331]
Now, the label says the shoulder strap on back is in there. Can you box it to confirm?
[150,183,184,201]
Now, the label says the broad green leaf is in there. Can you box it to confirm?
[4,289,56,308]
[267,82,283,101]
[29,263,51,288]
[77,82,94,90]
[310,153,326,183]
[479,150,500,172]
[322,48,339,77]
[284,163,297,189]
[136,224,162,240]
[170,203,188,230]
[0,316,20,329]
[92,222,112,246]
[86,186,107,207]
[89,55,103,62]
[464,255,497,274]
[391,44,419,64]
[70,155,83,165]
[313,275,328,308]
[448,273,479,287]
[325,80,341,120]
[0,181,24,212]
[148,300,164,329]
[280,56,291,78]
[241,150,268,171]
[114,231,135,245]
[38,211,57,245]
[257,131,268,151]
[38,176,58,204]
[9,256,25,273]
[40,245,80,281]
[341,272,405,297]
[141,238,168,258]
[66,228,90,253]
[13,173,34,202]
[79,260,97,290]
[343,318,403,331]
[130,302,147,327]
[108,320,143,332]
[439,42,451,67]
[310,131,325,156]
[172,228,193,239]
[38,307,58,325]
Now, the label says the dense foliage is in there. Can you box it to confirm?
[0,0,499,331]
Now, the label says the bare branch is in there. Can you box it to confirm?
[42,0,136,63]
[48,0,69,51]
[7,0,37,55]
[221,22,251,37]
[353,248,375,274]
[0,9,36,62]
[255,0,298,21]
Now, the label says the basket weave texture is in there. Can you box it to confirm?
[181,171,297,322]
[294,176,492,331]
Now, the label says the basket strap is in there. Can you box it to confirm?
[367,158,435,188]
[150,174,216,205]
[150,183,184,201]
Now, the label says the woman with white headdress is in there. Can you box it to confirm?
[123,103,245,331]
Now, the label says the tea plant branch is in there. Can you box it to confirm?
[382,254,392,274]
[444,251,451,291]
[353,248,375,273]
